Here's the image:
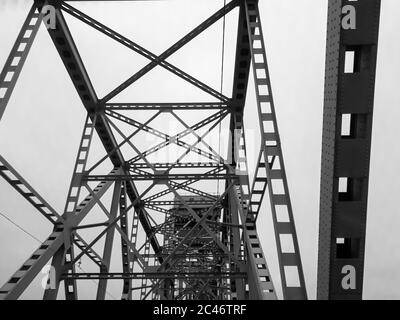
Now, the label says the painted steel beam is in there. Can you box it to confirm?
[148,200,218,206]
[0,155,62,224]
[244,0,307,300]
[317,0,381,300]
[35,0,163,258]
[105,103,228,111]
[84,173,238,181]
[107,109,227,163]
[129,163,224,170]
[62,272,247,280]
[100,0,239,102]
[0,3,43,121]
[73,233,105,268]
[60,1,229,102]
[0,169,120,300]
[119,182,132,300]
[96,181,122,300]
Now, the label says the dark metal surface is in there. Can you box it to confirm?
[317,0,381,300]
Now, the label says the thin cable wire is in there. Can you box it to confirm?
[0,210,117,300]
[0,210,42,243]
[217,0,227,196]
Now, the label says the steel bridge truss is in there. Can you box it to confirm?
[0,0,311,300]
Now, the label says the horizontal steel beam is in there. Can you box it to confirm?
[148,200,218,206]
[129,163,225,170]
[84,174,238,181]
[105,103,229,111]
[62,272,247,280]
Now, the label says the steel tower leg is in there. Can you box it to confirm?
[229,111,277,300]
[96,181,122,300]
[119,182,132,300]
[43,245,64,300]
[140,242,151,300]
[228,187,246,300]
[245,0,307,300]
[317,0,381,300]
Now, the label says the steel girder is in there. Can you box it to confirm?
[0,168,121,299]
[0,3,44,121]
[317,0,381,300]
[244,0,307,299]
[36,0,164,262]
[0,0,309,300]
[63,272,247,280]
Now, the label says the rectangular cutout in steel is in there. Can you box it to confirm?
[344,45,373,74]
[284,266,300,287]
[336,237,360,259]
[344,50,356,73]
[341,113,368,139]
[338,177,364,202]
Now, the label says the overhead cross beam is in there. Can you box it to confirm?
[61,2,230,103]
[98,0,239,102]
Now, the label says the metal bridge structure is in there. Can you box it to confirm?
[0,0,381,300]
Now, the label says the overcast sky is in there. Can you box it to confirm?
[0,0,400,300]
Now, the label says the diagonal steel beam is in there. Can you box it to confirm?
[0,168,121,300]
[96,181,121,300]
[0,155,63,224]
[106,109,227,163]
[143,166,224,202]
[73,233,105,268]
[70,183,156,268]
[101,0,239,102]
[165,183,241,266]
[35,0,162,257]
[60,2,229,102]
[171,110,225,163]
[0,3,43,121]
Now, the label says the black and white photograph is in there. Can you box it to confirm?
[0,0,399,308]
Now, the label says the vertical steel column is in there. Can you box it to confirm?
[96,180,122,300]
[317,0,381,300]
[228,189,246,300]
[64,114,97,219]
[58,114,97,300]
[43,245,64,300]
[140,241,151,300]
[119,182,132,300]
[63,246,78,300]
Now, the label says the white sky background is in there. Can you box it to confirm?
[0,0,399,300]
